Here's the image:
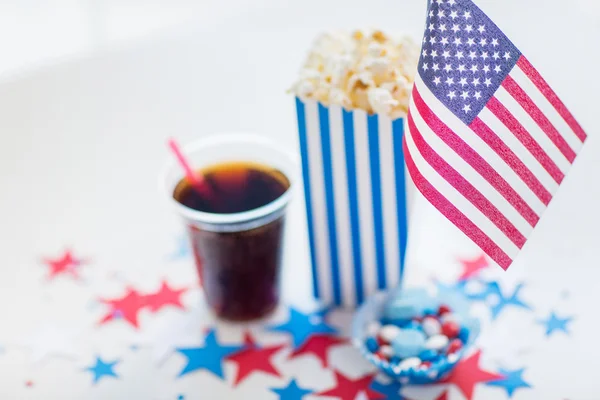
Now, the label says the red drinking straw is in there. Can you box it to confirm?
[167,138,212,199]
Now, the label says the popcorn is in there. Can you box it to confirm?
[291,29,419,119]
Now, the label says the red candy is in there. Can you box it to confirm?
[441,321,460,338]
[376,335,388,346]
[375,350,390,361]
[421,361,432,368]
[446,339,463,354]
[437,304,452,316]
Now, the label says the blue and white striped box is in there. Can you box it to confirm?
[295,97,414,308]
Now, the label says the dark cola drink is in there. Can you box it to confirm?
[173,161,290,321]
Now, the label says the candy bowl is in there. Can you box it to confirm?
[351,287,480,385]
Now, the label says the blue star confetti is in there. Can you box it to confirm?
[538,312,573,337]
[270,379,313,399]
[487,368,532,397]
[268,307,337,348]
[370,379,404,399]
[486,282,531,320]
[85,357,120,384]
[175,329,243,379]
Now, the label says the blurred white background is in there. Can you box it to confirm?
[1,0,598,78]
[0,1,599,399]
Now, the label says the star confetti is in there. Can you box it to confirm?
[484,282,532,320]
[316,371,384,400]
[435,392,448,400]
[538,312,573,337]
[21,324,80,363]
[288,334,347,368]
[486,368,532,397]
[42,250,86,280]
[144,280,187,313]
[369,378,405,400]
[175,329,242,379]
[444,350,504,400]
[99,287,148,329]
[226,332,284,386]
[458,254,489,280]
[85,356,120,384]
[271,379,313,399]
[269,307,337,348]
[133,308,204,364]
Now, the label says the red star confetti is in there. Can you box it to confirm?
[316,371,385,400]
[42,250,86,280]
[25,381,33,388]
[288,334,347,368]
[226,332,284,386]
[435,391,448,400]
[144,281,187,313]
[458,254,489,280]
[444,350,504,400]
[99,287,147,329]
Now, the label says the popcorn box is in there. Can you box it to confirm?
[295,97,414,308]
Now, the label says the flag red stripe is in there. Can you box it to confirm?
[502,75,576,163]
[408,113,527,248]
[470,117,551,206]
[402,136,513,270]
[517,56,587,142]
[412,85,540,227]
[487,97,565,184]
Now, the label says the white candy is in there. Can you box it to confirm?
[379,345,394,358]
[379,325,402,342]
[425,335,450,351]
[397,357,422,371]
[448,353,459,363]
[366,321,382,337]
[422,317,442,337]
[441,313,460,325]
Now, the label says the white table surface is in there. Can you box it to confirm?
[0,1,598,399]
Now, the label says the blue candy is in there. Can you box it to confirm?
[404,321,423,331]
[418,349,439,362]
[423,308,437,316]
[384,300,419,321]
[391,329,426,359]
[458,327,470,343]
[385,288,439,321]
[365,337,379,353]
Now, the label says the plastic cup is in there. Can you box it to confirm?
[161,133,296,321]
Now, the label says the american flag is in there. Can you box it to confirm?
[405,0,587,269]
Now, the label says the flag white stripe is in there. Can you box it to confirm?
[405,121,521,259]
[495,86,572,173]
[304,101,333,304]
[511,65,584,153]
[478,107,559,197]
[409,99,533,238]
[378,114,401,290]
[353,109,378,297]
[328,105,356,307]
[415,76,548,215]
